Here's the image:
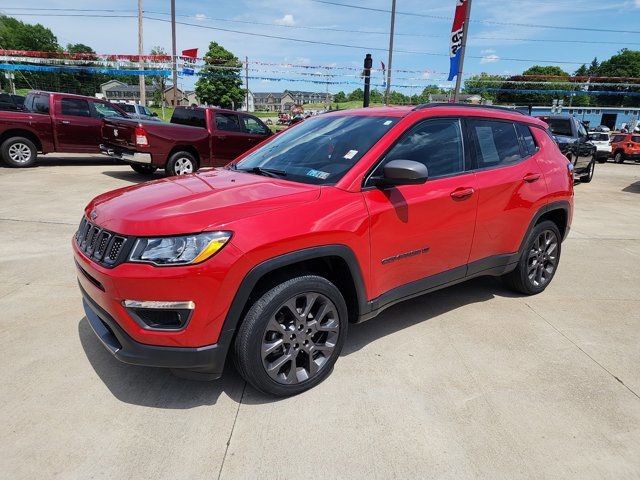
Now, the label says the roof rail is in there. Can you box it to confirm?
[412,102,526,115]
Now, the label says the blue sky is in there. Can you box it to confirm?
[3,0,640,94]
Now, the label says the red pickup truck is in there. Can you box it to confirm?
[0,91,127,167]
[100,106,273,176]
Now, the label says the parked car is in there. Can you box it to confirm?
[75,104,573,396]
[609,132,640,163]
[100,106,273,176]
[537,115,597,183]
[588,131,611,163]
[0,93,25,112]
[0,91,127,167]
[114,102,160,121]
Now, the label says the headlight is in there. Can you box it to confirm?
[129,231,231,266]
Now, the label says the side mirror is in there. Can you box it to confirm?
[374,159,428,186]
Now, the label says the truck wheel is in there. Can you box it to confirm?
[130,164,158,175]
[502,220,562,296]
[166,151,197,176]
[234,275,348,397]
[580,159,595,183]
[1,137,37,168]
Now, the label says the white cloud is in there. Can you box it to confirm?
[194,13,207,21]
[275,14,295,26]
[480,54,500,64]
[481,49,496,55]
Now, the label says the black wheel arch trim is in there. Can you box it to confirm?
[216,244,368,352]
[519,200,571,251]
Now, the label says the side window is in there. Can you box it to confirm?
[60,98,91,118]
[92,102,124,118]
[32,95,50,114]
[516,123,538,157]
[611,135,625,143]
[215,113,242,132]
[376,118,464,179]
[468,119,521,168]
[241,116,269,135]
[170,108,207,128]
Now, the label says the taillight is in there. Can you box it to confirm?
[135,126,149,146]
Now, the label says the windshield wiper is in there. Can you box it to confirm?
[238,166,287,178]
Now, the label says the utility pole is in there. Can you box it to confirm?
[171,0,178,106]
[325,77,330,110]
[453,0,472,102]
[245,56,249,112]
[137,0,146,106]
[363,53,372,107]
[384,0,396,105]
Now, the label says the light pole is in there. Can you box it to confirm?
[171,0,178,106]
[384,0,396,105]
[138,0,145,106]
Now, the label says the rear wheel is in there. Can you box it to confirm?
[614,151,624,164]
[580,159,595,183]
[1,137,37,168]
[130,164,158,175]
[166,151,198,176]
[234,275,348,396]
[503,220,561,295]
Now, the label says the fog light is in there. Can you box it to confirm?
[123,300,195,331]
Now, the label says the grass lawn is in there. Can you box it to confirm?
[148,106,174,121]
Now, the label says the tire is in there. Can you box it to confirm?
[130,164,158,175]
[234,275,348,396]
[580,159,595,183]
[614,152,624,164]
[502,220,562,296]
[166,151,198,176]
[1,136,37,168]
[596,156,607,164]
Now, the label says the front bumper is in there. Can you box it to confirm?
[100,143,152,164]
[81,283,228,376]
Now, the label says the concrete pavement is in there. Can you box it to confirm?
[1,154,639,479]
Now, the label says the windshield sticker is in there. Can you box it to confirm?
[383,120,393,125]
[343,150,358,160]
[306,169,330,180]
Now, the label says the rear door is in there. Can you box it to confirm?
[466,118,547,270]
[54,96,101,152]
[211,112,249,163]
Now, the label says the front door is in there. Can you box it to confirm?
[54,97,101,152]
[363,118,478,300]
[239,114,272,151]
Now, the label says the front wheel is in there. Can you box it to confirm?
[502,220,561,295]
[614,152,624,164]
[1,137,37,167]
[580,159,595,183]
[234,275,348,396]
[130,164,158,175]
[166,151,198,176]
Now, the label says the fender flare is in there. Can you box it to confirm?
[518,200,571,254]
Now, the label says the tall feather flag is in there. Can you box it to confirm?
[447,0,468,81]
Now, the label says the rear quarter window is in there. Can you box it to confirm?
[171,108,207,128]
[31,95,50,114]
[468,119,522,168]
[611,135,626,143]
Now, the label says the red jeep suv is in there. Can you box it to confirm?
[74,104,573,396]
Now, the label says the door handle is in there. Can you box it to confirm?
[450,187,474,200]
[523,173,541,183]
[61,120,70,124]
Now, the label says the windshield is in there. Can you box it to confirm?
[545,118,573,137]
[234,115,398,185]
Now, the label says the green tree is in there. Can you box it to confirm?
[66,43,95,55]
[522,65,569,77]
[574,64,589,77]
[195,42,244,109]
[587,58,600,76]
[150,46,168,106]
[0,15,59,52]
[347,88,364,101]
[333,91,347,103]
[592,50,640,106]
[369,89,384,103]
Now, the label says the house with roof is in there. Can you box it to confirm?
[253,90,332,112]
[100,80,157,106]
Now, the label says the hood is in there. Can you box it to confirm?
[85,169,321,236]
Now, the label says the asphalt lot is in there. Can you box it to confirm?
[1,154,639,479]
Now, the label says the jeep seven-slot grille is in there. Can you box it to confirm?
[75,217,131,267]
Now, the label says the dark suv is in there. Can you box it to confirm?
[75,104,574,396]
[537,115,597,183]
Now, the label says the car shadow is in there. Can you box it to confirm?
[30,156,118,167]
[78,276,522,408]
[622,181,640,194]
[101,170,162,184]
[342,276,515,356]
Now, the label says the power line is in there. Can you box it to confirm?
[310,0,640,34]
